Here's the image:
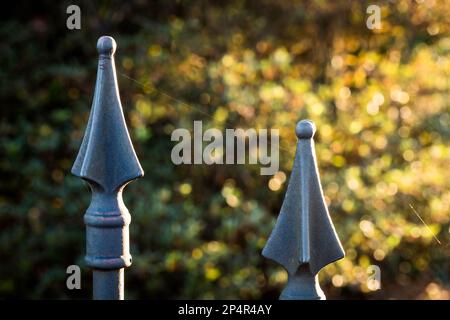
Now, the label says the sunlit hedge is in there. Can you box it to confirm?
[0,0,448,299]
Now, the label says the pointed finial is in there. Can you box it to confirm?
[72,35,143,192]
[72,36,143,300]
[262,119,345,300]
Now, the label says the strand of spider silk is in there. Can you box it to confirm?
[119,72,294,154]
[409,204,442,245]
[122,73,445,246]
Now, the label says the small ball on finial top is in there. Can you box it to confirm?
[97,36,117,56]
[295,120,316,139]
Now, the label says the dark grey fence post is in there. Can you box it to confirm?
[263,120,345,300]
[72,36,144,300]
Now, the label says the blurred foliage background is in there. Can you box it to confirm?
[0,0,449,299]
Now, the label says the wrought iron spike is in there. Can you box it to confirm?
[72,36,144,300]
[72,36,143,191]
[262,119,345,300]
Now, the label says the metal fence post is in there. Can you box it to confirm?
[72,36,144,300]
[262,120,345,300]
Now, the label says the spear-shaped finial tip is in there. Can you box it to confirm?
[72,35,143,192]
[263,119,345,299]
[97,36,117,56]
[295,119,316,139]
